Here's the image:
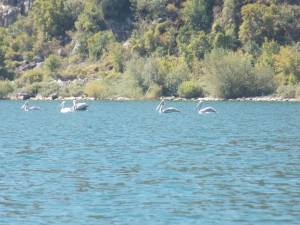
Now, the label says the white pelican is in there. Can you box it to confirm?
[196,100,217,114]
[156,99,180,113]
[72,99,88,111]
[60,101,74,113]
[21,101,41,111]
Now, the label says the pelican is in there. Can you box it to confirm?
[21,101,41,111]
[60,101,74,113]
[72,99,88,111]
[196,100,217,114]
[156,99,180,113]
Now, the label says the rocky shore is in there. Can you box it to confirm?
[4,94,300,102]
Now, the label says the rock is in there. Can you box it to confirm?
[57,48,67,57]
[115,97,131,101]
[173,97,187,101]
[0,6,19,26]
[16,92,32,100]
[33,55,43,63]
[16,61,36,73]
[123,40,130,49]
[0,0,33,27]
[10,53,23,61]
[51,93,58,100]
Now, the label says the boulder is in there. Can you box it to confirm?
[16,61,36,73]
[0,0,33,27]
[16,92,32,100]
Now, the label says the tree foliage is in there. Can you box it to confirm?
[1,0,300,99]
[32,0,74,38]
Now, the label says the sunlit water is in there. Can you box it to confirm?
[0,100,299,225]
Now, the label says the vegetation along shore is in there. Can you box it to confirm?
[0,0,299,101]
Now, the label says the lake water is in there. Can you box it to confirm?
[0,100,299,225]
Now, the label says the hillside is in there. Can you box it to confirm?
[0,0,299,100]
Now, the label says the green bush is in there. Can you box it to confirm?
[21,69,46,84]
[145,83,162,99]
[25,83,42,96]
[38,81,60,97]
[88,31,114,61]
[178,80,203,98]
[0,80,13,99]
[59,83,84,97]
[296,85,300,99]
[203,49,257,98]
[44,54,61,73]
[84,80,109,99]
[254,65,275,96]
[113,79,143,98]
[276,85,297,98]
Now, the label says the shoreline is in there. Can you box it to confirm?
[2,95,300,102]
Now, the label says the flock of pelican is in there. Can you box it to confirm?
[156,99,217,114]
[21,99,89,113]
[21,99,217,114]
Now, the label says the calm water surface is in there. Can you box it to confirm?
[0,101,299,225]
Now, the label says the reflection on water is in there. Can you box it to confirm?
[0,101,300,225]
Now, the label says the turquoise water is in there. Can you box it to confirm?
[0,100,299,225]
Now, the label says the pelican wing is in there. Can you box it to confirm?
[163,107,180,113]
[75,102,88,110]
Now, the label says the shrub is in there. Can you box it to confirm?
[145,83,162,99]
[0,80,13,99]
[254,65,275,96]
[84,80,109,99]
[203,49,257,98]
[125,56,146,89]
[276,85,297,98]
[160,56,190,95]
[44,54,61,73]
[178,80,203,98]
[38,81,60,97]
[23,82,43,96]
[296,85,300,99]
[59,83,84,97]
[88,31,114,61]
[21,69,46,84]
[273,46,300,86]
[114,79,143,98]
[111,43,126,73]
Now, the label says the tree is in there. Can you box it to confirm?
[0,81,13,99]
[76,0,106,33]
[88,31,114,61]
[101,0,131,21]
[239,3,274,45]
[222,0,238,37]
[44,54,61,73]
[182,0,213,31]
[203,49,258,98]
[273,46,300,85]
[0,47,13,80]
[130,0,168,21]
[256,39,280,67]
[32,0,74,38]
[178,80,203,98]
[239,3,300,46]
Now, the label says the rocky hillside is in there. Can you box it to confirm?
[0,0,299,100]
[0,0,32,26]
